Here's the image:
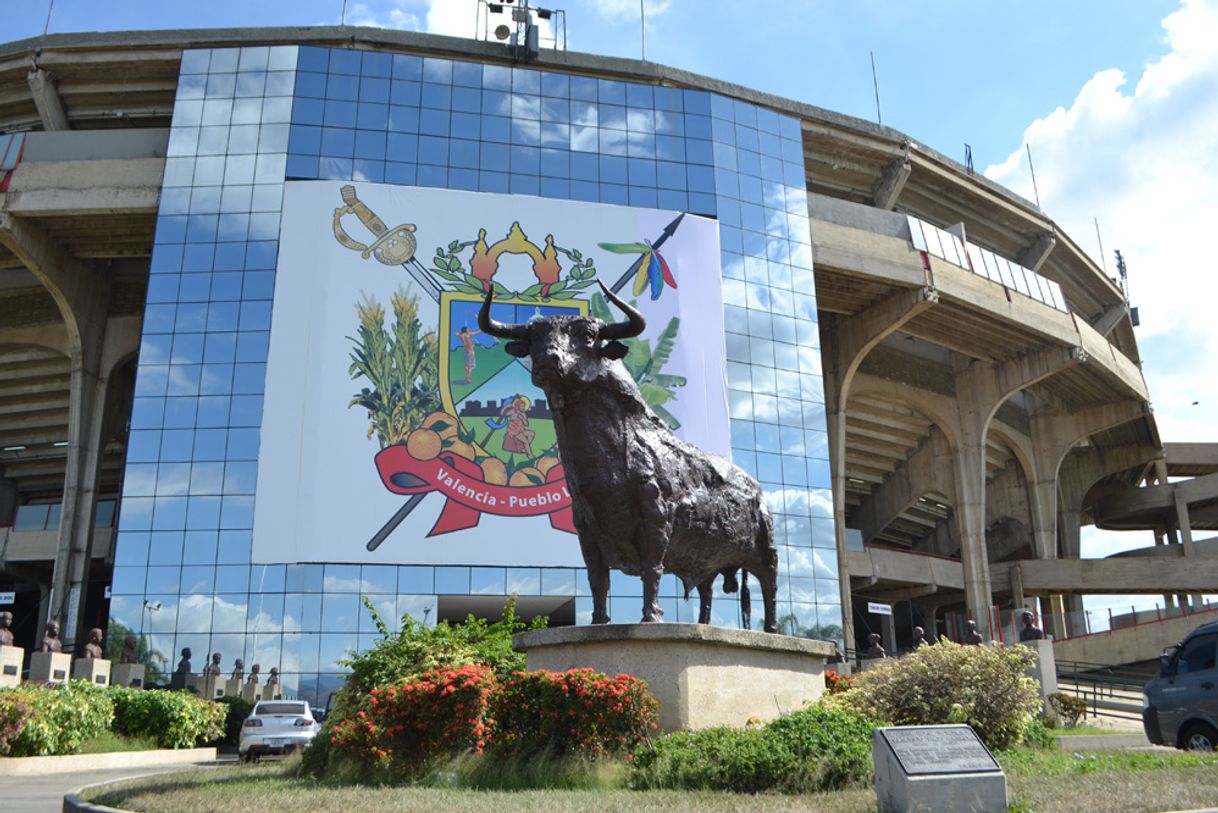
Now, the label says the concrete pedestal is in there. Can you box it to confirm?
[224,678,242,698]
[112,663,146,688]
[264,683,282,700]
[28,651,71,685]
[0,645,23,687]
[513,623,835,732]
[72,657,111,686]
[241,682,263,703]
[873,725,1007,813]
[187,674,226,699]
[1023,638,1058,715]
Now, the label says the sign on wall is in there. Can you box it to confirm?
[252,182,727,566]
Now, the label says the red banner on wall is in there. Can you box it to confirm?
[374,445,576,537]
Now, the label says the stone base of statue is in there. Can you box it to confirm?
[224,677,242,697]
[264,684,282,700]
[72,657,111,686]
[513,623,835,732]
[187,674,226,699]
[0,645,23,687]
[112,663,146,688]
[29,651,71,685]
[241,683,263,703]
[1023,638,1058,717]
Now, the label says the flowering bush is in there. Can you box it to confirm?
[0,693,30,755]
[823,639,1041,749]
[493,668,658,759]
[823,669,854,695]
[328,664,496,778]
[3,681,114,756]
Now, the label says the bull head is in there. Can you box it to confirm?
[478,281,646,373]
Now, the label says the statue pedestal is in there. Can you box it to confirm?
[514,623,835,732]
[264,683,282,700]
[0,645,23,687]
[72,657,111,685]
[224,678,243,698]
[29,651,71,685]
[112,663,146,688]
[241,682,264,704]
[187,674,226,699]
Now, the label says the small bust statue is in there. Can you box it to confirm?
[247,663,261,685]
[266,667,279,688]
[230,658,244,683]
[41,620,62,653]
[864,632,886,659]
[83,627,104,659]
[964,621,984,646]
[175,647,192,674]
[120,635,139,664]
[911,626,929,647]
[202,652,222,676]
[1019,611,1046,642]
[0,611,13,647]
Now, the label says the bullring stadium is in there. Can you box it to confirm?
[0,19,1215,702]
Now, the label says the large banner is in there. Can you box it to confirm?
[252,181,727,566]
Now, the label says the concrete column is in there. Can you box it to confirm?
[880,612,897,655]
[0,473,16,526]
[952,346,1087,640]
[0,213,113,652]
[820,285,938,654]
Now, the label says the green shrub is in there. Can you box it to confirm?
[823,639,1041,750]
[631,706,877,793]
[108,687,226,749]
[631,726,792,793]
[4,681,114,756]
[1021,716,1057,749]
[0,693,30,755]
[1049,693,1087,727]
[493,669,658,759]
[216,695,255,746]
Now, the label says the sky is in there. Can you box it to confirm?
[13,0,1216,622]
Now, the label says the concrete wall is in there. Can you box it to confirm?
[1052,605,1218,666]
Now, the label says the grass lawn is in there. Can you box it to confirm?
[1053,723,1132,736]
[77,731,161,754]
[87,749,1218,813]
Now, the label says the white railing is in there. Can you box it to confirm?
[906,215,1068,313]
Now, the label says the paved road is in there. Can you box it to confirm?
[0,764,209,813]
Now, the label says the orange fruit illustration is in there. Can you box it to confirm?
[406,428,442,460]
[536,455,560,476]
[446,440,477,460]
[509,466,544,487]
[480,458,508,485]
[421,411,459,438]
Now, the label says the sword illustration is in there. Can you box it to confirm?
[333,185,443,302]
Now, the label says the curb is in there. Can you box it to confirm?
[0,747,217,776]
[63,763,223,813]
[1054,733,1150,751]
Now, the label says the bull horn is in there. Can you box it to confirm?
[597,281,646,340]
[478,288,528,339]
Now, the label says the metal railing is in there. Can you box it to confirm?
[1055,659,1148,721]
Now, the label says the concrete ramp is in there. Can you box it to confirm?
[1052,604,1218,666]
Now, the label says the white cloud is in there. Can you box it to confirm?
[343,1,422,30]
[985,0,1218,445]
[425,0,480,38]
[984,1,1218,615]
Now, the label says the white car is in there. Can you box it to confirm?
[238,700,317,761]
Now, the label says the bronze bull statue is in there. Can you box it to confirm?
[479,283,778,632]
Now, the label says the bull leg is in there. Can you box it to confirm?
[739,570,752,630]
[696,580,713,624]
[636,482,670,623]
[578,533,611,625]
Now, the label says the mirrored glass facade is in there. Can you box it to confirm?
[113,44,835,705]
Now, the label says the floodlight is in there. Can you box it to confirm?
[536,8,552,19]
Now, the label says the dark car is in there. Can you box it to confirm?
[1143,620,1218,750]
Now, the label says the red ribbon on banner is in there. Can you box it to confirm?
[374,445,577,537]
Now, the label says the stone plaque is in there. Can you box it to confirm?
[880,726,999,776]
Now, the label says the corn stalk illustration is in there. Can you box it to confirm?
[348,288,441,448]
